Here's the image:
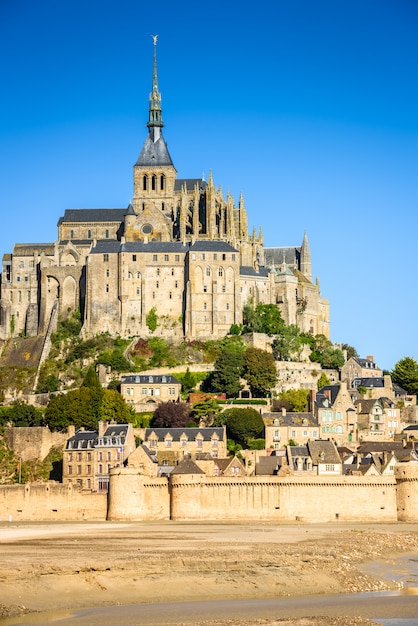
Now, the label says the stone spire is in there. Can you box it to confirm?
[135,36,174,166]
[300,231,312,282]
[148,35,163,131]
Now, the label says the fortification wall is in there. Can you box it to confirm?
[0,483,107,522]
[169,475,397,522]
[4,426,66,461]
[107,468,170,521]
[395,462,418,521]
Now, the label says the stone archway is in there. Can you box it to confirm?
[61,275,77,318]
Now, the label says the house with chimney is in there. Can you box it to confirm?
[312,383,357,446]
[263,410,319,449]
[341,356,382,388]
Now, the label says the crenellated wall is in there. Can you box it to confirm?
[107,468,170,520]
[0,483,107,522]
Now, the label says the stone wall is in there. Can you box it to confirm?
[4,426,66,461]
[107,468,170,520]
[394,462,418,521]
[0,483,107,522]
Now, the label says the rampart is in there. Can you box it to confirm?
[0,483,107,522]
[4,426,66,462]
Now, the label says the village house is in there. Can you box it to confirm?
[340,356,382,388]
[142,427,227,465]
[120,374,181,411]
[263,410,319,449]
[286,439,342,475]
[62,421,135,491]
[313,383,357,446]
[355,398,401,441]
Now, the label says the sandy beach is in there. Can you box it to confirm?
[0,520,417,625]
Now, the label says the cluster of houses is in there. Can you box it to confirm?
[60,356,418,492]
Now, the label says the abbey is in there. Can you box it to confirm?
[0,41,329,342]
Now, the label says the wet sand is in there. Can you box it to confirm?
[0,521,418,625]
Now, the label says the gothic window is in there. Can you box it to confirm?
[152,175,156,190]
[218,267,223,277]
[160,174,165,190]
[143,175,148,190]
[128,272,132,279]
[136,287,140,295]
[175,281,178,288]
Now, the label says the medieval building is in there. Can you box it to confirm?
[0,40,329,342]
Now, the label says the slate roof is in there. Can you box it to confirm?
[65,430,98,449]
[264,246,300,268]
[353,377,385,388]
[120,240,187,254]
[354,357,380,370]
[103,424,129,438]
[170,458,205,475]
[307,440,341,465]
[357,442,408,454]
[240,265,270,277]
[317,385,341,406]
[58,208,127,224]
[174,178,207,191]
[255,455,283,476]
[12,243,55,256]
[59,240,92,246]
[121,374,180,385]
[144,427,224,441]
[264,412,318,427]
[135,134,174,167]
[190,240,238,252]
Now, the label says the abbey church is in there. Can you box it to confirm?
[0,41,329,342]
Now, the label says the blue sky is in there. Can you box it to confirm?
[1,0,417,370]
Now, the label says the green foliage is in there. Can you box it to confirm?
[391,357,418,397]
[243,303,284,336]
[100,388,135,423]
[217,398,268,405]
[211,337,246,397]
[340,343,359,360]
[21,446,63,483]
[147,337,178,368]
[357,386,367,396]
[308,334,345,369]
[278,389,309,412]
[246,438,265,450]
[217,407,264,447]
[287,439,297,446]
[36,374,60,393]
[0,400,45,427]
[174,370,208,395]
[191,399,221,426]
[96,350,131,372]
[243,347,277,397]
[146,307,158,332]
[82,366,102,390]
[152,402,191,428]
[272,324,304,361]
[229,323,243,336]
[132,412,153,428]
[10,315,15,335]
[0,438,20,484]
[317,372,331,390]
[51,311,82,345]
[227,439,242,455]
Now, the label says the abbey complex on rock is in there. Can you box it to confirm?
[0,39,329,343]
[1,40,418,525]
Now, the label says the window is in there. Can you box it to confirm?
[213,254,217,260]
[171,268,175,276]
[203,285,207,293]
[325,464,335,472]
[157,268,160,276]
[175,281,178,288]
[68,453,72,462]
[206,267,211,277]
[152,292,155,299]
[87,452,91,461]
[142,388,147,395]
[160,174,165,190]
[104,254,109,262]
[168,387,176,396]
[169,292,172,299]
[196,439,203,448]
[153,254,158,261]
[152,175,156,190]
[137,272,140,278]
[218,268,223,277]
[70,230,74,239]
[107,451,111,461]
[87,229,91,238]
[143,175,148,190]
[77,452,82,461]
[99,452,103,461]
[148,388,154,396]
[132,255,136,261]
[106,284,109,293]
[222,285,226,292]
[155,388,160,396]
[181,439,187,447]
[156,281,159,288]
[175,255,179,262]
[105,229,109,239]
[106,269,110,277]
[164,254,169,262]
[136,287,140,295]
[68,465,72,475]
[201,253,206,260]
[203,302,207,310]
[87,465,91,474]
[77,465,81,475]
[165,438,172,448]
[222,254,226,261]
[232,254,235,261]
[226,303,229,310]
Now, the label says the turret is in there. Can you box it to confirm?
[300,231,312,282]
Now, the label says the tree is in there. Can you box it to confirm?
[180,368,197,394]
[243,303,284,336]
[243,347,277,397]
[272,324,304,361]
[317,372,330,390]
[191,399,221,426]
[211,338,246,397]
[0,400,45,427]
[391,357,418,396]
[146,307,158,332]
[100,388,135,423]
[277,389,309,412]
[309,335,345,369]
[152,402,191,428]
[45,388,99,431]
[340,343,358,361]
[217,407,264,447]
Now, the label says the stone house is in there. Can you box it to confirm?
[143,427,227,464]
[313,383,357,446]
[120,374,181,411]
[355,398,400,441]
[62,422,135,491]
[263,410,319,449]
[341,356,382,388]
[286,439,342,475]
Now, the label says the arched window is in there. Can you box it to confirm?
[218,267,223,277]
[87,229,91,239]
[206,267,211,277]
[152,175,157,190]
[160,175,165,190]
[143,175,148,190]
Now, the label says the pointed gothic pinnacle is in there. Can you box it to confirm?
[148,35,163,128]
[258,226,264,243]
[239,191,245,209]
[208,170,214,186]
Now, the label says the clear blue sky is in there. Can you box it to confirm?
[1,0,417,371]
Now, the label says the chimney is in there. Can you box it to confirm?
[367,355,374,363]
[309,389,316,411]
[98,421,108,436]
[67,425,75,438]
[324,389,331,401]
[282,407,286,417]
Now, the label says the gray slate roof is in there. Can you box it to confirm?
[121,374,180,385]
[58,208,128,224]
[135,134,174,167]
[174,178,207,191]
[170,458,205,475]
[145,427,224,442]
